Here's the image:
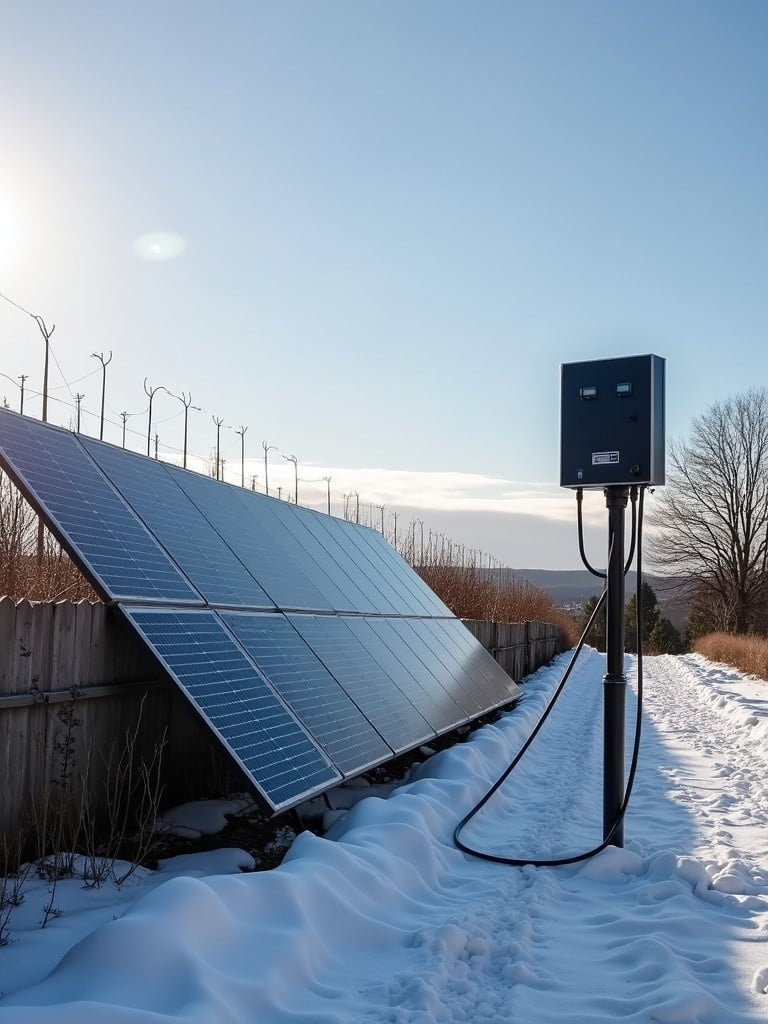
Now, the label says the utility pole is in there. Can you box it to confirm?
[18,374,27,415]
[144,378,166,457]
[120,411,129,448]
[262,442,277,495]
[31,315,55,423]
[323,475,331,515]
[91,350,112,441]
[354,491,360,524]
[236,425,248,487]
[154,432,160,459]
[75,393,85,432]
[392,510,398,547]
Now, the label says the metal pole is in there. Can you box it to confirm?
[91,351,112,441]
[18,374,26,415]
[120,411,128,448]
[323,476,331,515]
[212,416,224,480]
[144,379,166,457]
[603,485,629,846]
[263,442,276,495]
[236,426,248,487]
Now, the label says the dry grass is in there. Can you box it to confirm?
[416,563,579,646]
[694,632,768,682]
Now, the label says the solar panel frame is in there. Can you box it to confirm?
[125,607,341,812]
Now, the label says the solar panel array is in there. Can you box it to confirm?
[0,408,522,813]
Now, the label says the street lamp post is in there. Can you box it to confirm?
[171,392,199,469]
[91,350,113,441]
[143,378,167,457]
[212,415,228,481]
[236,425,248,487]
[283,454,298,504]
[323,476,331,515]
[262,442,277,496]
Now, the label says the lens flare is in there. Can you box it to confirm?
[133,231,187,261]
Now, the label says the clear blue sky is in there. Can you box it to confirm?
[1,1,766,568]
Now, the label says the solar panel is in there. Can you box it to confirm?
[343,616,467,735]
[171,468,333,611]
[281,503,398,614]
[432,617,521,710]
[81,438,276,610]
[243,495,370,613]
[0,411,200,604]
[220,611,393,775]
[289,613,434,753]
[126,608,340,811]
[347,522,451,616]
[0,408,523,815]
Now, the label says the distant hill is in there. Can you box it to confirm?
[505,568,690,630]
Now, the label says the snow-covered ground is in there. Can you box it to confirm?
[1,647,768,1022]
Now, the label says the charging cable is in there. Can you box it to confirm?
[453,486,646,867]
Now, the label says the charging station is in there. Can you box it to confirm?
[561,354,665,846]
[454,353,666,866]
[560,354,665,490]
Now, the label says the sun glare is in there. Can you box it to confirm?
[133,231,187,261]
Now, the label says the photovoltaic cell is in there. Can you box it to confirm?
[126,608,340,810]
[221,611,392,775]
[0,410,199,603]
[81,438,276,610]
[289,614,434,753]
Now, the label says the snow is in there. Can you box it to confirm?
[1,647,768,1021]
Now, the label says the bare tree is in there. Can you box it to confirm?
[651,388,768,635]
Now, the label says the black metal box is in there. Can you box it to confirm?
[560,354,665,489]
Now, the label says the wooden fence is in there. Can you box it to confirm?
[462,619,562,679]
[0,599,563,836]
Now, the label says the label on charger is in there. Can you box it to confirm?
[592,451,620,465]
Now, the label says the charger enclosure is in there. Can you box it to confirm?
[560,354,665,489]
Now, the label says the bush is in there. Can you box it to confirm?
[694,632,768,682]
